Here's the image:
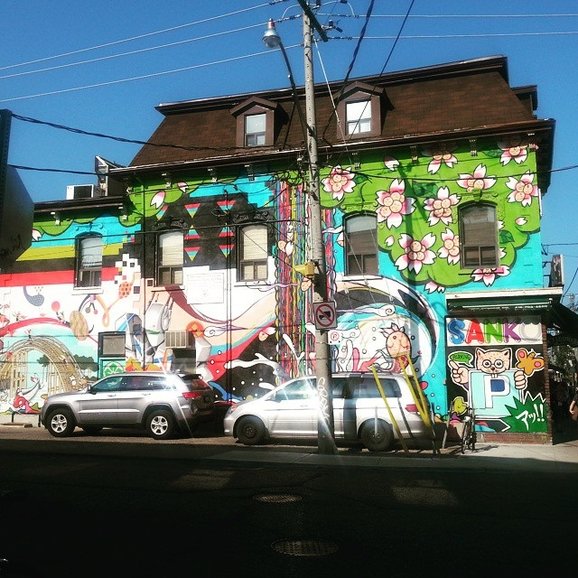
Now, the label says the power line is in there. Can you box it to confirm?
[11,113,232,151]
[4,27,578,101]
[4,7,575,75]
[0,23,267,81]
[0,1,283,72]
[9,109,578,180]
[0,48,281,103]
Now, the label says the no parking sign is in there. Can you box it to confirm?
[313,301,337,330]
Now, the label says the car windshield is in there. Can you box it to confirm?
[273,379,316,401]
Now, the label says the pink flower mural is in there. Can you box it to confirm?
[383,156,400,171]
[506,172,539,206]
[376,179,415,228]
[498,140,528,165]
[151,190,166,209]
[471,266,510,286]
[437,228,460,265]
[424,186,460,226]
[321,165,356,201]
[395,233,436,274]
[423,147,458,174]
[457,164,496,192]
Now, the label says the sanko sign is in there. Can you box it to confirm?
[446,317,542,346]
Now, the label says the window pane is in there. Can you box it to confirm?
[460,205,497,267]
[77,235,102,287]
[240,225,268,281]
[480,246,497,266]
[80,236,102,267]
[346,215,377,275]
[256,263,268,279]
[346,100,371,134]
[242,226,267,260]
[159,268,172,285]
[363,255,378,275]
[246,113,266,133]
[160,232,183,266]
[245,113,266,147]
[242,264,255,280]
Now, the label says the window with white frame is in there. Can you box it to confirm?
[76,234,103,288]
[336,82,384,139]
[346,100,372,135]
[239,224,268,281]
[245,113,267,147]
[231,97,277,148]
[459,204,498,268]
[345,214,378,275]
[158,230,183,285]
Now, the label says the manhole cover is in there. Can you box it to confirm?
[254,493,303,504]
[271,539,339,557]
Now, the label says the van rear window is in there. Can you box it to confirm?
[353,377,401,398]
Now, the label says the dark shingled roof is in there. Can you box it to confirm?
[122,55,554,192]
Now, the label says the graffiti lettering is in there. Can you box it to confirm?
[515,403,545,430]
[446,318,541,346]
[316,376,332,426]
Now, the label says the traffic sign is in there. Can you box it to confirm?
[313,301,337,330]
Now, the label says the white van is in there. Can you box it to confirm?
[223,372,432,452]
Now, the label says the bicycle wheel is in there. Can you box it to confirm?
[468,415,477,451]
[461,418,472,454]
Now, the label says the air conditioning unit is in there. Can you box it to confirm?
[66,184,104,200]
[164,331,194,349]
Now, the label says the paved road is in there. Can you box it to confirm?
[0,425,576,577]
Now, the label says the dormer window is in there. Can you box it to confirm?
[346,100,372,134]
[337,82,385,139]
[245,113,266,146]
[232,97,278,148]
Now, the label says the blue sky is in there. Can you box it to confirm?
[2,0,578,299]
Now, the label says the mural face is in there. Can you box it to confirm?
[0,136,550,443]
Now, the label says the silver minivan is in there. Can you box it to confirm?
[223,372,432,452]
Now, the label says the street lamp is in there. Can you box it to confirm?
[263,7,337,455]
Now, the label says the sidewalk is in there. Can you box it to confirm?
[2,413,578,472]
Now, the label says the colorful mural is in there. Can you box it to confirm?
[0,136,551,443]
[446,316,547,434]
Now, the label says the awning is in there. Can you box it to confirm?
[446,288,561,316]
[549,302,578,346]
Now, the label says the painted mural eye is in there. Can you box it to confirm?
[482,360,492,369]
[494,360,505,370]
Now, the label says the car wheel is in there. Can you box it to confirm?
[146,409,176,440]
[81,426,103,435]
[45,408,76,437]
[360,419,393,452]
[236,416,266,445]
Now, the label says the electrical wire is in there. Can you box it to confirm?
[0,1,286,72]
[0,48,288,103]
[0,22,269,81]
[10,113,232,151]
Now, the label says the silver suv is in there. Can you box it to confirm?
[40,371,214,440]
[223,372,431,452]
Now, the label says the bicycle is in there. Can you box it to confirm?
[460,405,477,453]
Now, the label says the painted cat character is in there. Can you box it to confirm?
[449,347,527,391]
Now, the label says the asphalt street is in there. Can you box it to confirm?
[0,422,577,577]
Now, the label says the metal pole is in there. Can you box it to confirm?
[302,9,337,454]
